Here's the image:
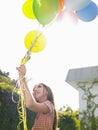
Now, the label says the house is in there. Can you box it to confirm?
[66,66,98,117]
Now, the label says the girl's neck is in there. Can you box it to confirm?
[37,96,47,103]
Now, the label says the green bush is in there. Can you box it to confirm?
[58,106,80,130]
[0,71,36,130]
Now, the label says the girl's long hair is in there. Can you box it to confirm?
[40,83,58,130]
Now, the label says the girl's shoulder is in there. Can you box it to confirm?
[43,100,54,113]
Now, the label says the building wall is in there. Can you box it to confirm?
[78,82,98,117]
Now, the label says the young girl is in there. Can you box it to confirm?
[16,64,58,130]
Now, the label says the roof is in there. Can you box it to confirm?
[65,66,98,89]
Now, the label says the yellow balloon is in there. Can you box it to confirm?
[22,0,35,19]
[24,30,46,52]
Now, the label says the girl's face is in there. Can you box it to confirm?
[33,83,48,102]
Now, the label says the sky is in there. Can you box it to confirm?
[0,0,98,110]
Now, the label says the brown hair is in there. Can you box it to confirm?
[40,83,58,130]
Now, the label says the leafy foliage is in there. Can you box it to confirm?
[0,70,36,130]
[58,106,80,130]
[0,69,9,77]
[79,82,98,130]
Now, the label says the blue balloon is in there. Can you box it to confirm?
[76,1,98,22]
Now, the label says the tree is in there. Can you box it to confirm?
[58,106,80,130]
[0,70,36,130]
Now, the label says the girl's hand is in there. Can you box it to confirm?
[16,64,26,77]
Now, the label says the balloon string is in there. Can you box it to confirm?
[18,85,28,130]
[17,27,44,130]
[12,77,28,130]
[21,29,43,65]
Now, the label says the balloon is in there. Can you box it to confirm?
[33,0,58,25]
[58,0,64,11]
[65,0,91,11]
[76,1,98,22]
[22,0,35,19]
[24,30,46,52]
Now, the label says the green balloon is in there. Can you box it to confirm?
[33,0,58,25]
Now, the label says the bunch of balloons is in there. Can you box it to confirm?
[22,0,59,26]
[22,0,60,53]
[22,0,98,25]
